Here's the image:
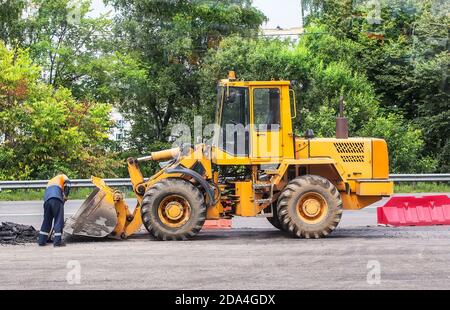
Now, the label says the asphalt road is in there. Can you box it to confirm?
[0,195,449,290]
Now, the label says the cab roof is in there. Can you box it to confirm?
[218,79,291,87]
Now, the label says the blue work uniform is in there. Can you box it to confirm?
[38,175,67,246]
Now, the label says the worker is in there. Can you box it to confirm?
[38,174,71,247]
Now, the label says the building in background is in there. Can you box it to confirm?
[109,109,131,147]
[262,26,304,41]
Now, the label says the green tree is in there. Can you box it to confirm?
[0,41,118,179]
[200,35,435,173]
[201,36,378,135]
[106,0,266,152]
[0,0,28,47]
[0,0,120,101]
[301,0,449,172]
[360,113,436,173]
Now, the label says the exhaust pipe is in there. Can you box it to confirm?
[336,96,348,139]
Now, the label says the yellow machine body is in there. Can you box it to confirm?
[125,75,393,219]
[67,72,393,239]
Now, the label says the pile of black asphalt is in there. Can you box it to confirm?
[0,222,39,244]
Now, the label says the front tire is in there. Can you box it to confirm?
[141,178,206,241]
[277,175,343,239]
[266,203,283,230]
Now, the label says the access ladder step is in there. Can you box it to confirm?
[253,183,272,189]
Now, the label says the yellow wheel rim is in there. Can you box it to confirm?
[296,192,328,224]
[157,195,191,228]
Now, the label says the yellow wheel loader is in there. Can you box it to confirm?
[64,72,393,240]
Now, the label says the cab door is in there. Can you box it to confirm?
[216,86,250,159]
[250,87,283,160]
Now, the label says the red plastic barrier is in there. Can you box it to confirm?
[202,219,232,230]
[377,195,450,227]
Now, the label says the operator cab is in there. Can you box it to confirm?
[212,71,295,165]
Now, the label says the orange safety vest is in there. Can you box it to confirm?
[44,174,68,203]
[47,175,66,189]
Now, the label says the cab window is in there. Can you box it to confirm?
[221,87,248,127]
[253,88,280,131]
[218,87,249,156]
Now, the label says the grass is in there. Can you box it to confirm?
[394,182,450,194]
[0,183,448,201]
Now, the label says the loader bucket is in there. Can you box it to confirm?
[64,187,118,238]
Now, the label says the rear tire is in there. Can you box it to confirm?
[141,178,206,241]
[277,175,343,239]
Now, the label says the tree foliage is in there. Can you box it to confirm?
[0,41,117,179]
[0,0,117,100]
[0,0,447,178]
[360,114,436,173]
[302,0,449,171]
[0,0,28,46]
[106,0,266,152]
[200,34,436,173]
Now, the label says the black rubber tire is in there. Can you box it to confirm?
[266,203,283,230]
[277,175,343,239]
[141,178,206,241]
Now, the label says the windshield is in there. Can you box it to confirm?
[220,87,248,127]
[216,86,249,156]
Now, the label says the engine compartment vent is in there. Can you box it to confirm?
[334,142,365,162]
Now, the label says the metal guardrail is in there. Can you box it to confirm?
[0,179,132,190]
[0,174,449,190]
[390,174,450,182]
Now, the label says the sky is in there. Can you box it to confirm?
[252,0,302,28]
[89,0,302,29]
